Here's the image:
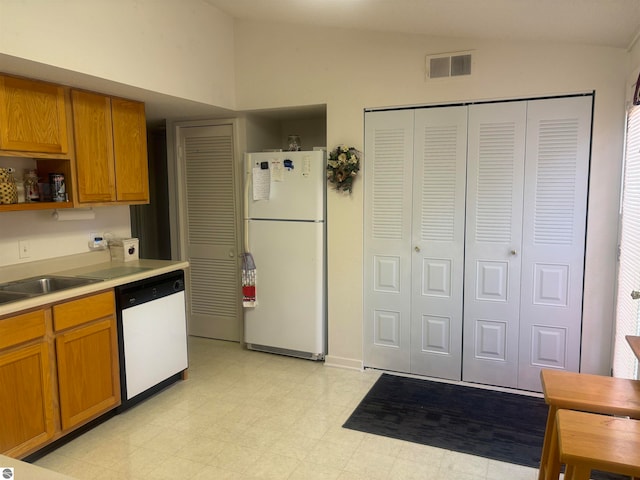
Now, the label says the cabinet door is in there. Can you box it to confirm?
[56,317,120,431]
[112,98,149,202]
[0,75,69,154]
[0,342,55,457]
[71,90,116,203]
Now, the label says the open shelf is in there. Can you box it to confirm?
[0,201,73,212]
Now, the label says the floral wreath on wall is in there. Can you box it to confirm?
[326,145,361,194]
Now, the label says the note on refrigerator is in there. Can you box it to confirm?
[271,161,284,182]
[253,166,270,200]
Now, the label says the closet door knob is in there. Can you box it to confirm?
[631,290,640,300]
[414,246,421,253]
[510,249,517,256]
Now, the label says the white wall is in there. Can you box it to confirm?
[0,1,630,375]
[0,0,236,109]
[0,206,131,267]
[234,20,628,374]
[0,0,235,268]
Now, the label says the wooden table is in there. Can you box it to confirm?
[627,335,640,362]
[538,369,640,480]
[555,409,640,479]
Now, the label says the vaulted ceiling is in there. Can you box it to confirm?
[204,0,640,49]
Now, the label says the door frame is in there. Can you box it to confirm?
[166,117,246,341]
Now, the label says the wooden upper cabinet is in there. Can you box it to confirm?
[71,90,116,203]
[112,98,149,202]
[72,89,149,204]
[0,75,69,154]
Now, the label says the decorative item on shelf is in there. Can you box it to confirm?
[327,145,361,194]
[0,167,18,204]
[287,135,301,151]
[49,172,66,202]
[24,169,40,202]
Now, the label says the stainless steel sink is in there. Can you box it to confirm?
[0,290,32,305]
[0,276,103,296]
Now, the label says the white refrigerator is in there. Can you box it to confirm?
[244,150,326,360]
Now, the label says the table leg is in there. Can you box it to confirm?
[538,405,557,480]
[572,465,591,480]
[544,409,562,480]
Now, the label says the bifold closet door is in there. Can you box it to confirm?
[363,109,415,373]
[462,102,527,389]
[410,107,467,379]
[517,96,591,391]
[462,96,591,390]
[364,107,467,379]
[365,96,591,390]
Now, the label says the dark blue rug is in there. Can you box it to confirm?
[343,373,627,480]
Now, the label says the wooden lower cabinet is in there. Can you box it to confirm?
[0,290,121,458]
[54,291,120,431]
[0,310,55,458]
[0,342,55,456]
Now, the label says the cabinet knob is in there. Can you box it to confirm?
[229,250,235,258]
[510,249,517,256]
[631,290,640,300]
[414,246,421,253]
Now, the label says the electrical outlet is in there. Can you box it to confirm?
[18,240,30,258]
[89,232,106,250]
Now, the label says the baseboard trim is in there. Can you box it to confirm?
[324,355,363,371]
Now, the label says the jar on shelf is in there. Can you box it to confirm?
[0,168,18,205]
[24,169,40,202]
[16,180,25,203]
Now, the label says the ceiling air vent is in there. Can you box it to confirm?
[426,51,472,80]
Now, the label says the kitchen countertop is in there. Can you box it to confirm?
[0,454,76,479]
[0,256,189,318]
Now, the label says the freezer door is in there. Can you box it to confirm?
[246,151,325,221]
[244,219,326,356]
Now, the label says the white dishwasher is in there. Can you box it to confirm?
[115,270,188,411]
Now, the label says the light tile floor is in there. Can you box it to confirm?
[35,337,541,479]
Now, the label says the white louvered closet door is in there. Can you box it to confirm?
[518,96,592,390]
[614,105,640,380]
[463,102,527,389]
[410,107,467,379]
[182,124,242,341]
[363,109,415,373]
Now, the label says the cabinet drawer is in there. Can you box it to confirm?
[0,310,46,350]
[53,291,115,332]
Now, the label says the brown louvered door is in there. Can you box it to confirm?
[182,124,242,341]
